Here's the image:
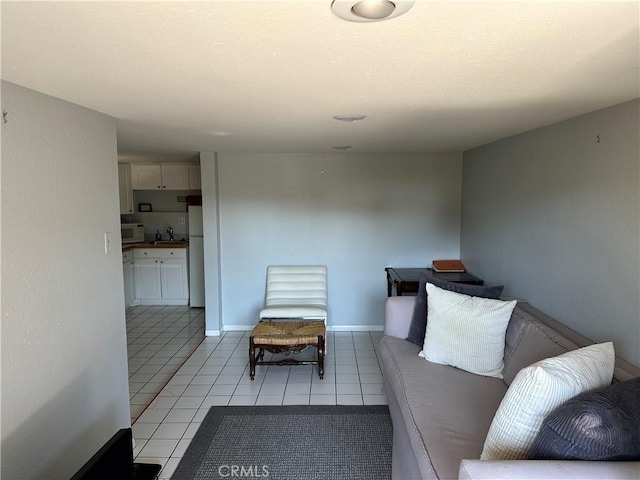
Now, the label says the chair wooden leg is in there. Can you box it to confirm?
[249,336,256,380]
[317,334,325,380]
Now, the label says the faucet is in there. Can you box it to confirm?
[166,227,174,242]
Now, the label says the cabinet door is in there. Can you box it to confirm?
[134,259,162,299]
[189,165,201,190]
[131,164,162,190]
[123,260,135,307]
[118,164,134,214]
[160,259,189,299]
[161,165,190,190]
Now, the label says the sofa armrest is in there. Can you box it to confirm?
[458,459,640,480]
[384,296,416,339]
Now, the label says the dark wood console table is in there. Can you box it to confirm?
[385,267,483,296]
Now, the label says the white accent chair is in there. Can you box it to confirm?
[259,265,328,322]
[249,266,328,380]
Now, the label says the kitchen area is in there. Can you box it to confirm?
[119,161,209,420]
[118,162,205,309]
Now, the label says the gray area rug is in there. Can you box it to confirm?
[171,405,392,480]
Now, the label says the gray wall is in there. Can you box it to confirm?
[461,99,640,366]
[1,82,131,478]
[201,152,222,334]
[202,152,463,330]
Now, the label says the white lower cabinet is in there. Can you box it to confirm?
[133,248,189,305]
[122,250,136,308]
[160,258,189,299]
[134,258,163,299]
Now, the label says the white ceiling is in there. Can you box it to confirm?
[2,1,638,161]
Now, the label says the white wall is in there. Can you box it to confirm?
[200,152,222,334]
[203,152,462,330]
[461,99,640,366]
[1,82,131,478]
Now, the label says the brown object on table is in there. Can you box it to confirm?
[432,259,466,272]
[385,267,483,296]
[249,320,326,380]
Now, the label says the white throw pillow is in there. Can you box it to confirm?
[419,282,517,378]
[481,342,615,460]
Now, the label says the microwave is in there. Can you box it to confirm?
[121,223,145,244]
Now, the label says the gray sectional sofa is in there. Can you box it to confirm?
[380,295,640,480]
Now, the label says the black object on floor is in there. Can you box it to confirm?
[70,427,161,480]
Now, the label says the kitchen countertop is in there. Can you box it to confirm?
[122,242,189,251]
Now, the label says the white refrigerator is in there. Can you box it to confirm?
[188,206,205,307]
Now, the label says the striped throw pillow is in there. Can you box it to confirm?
[481,342,615,460]
[419,282,516,378]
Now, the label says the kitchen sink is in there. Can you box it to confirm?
[152,240,189,245]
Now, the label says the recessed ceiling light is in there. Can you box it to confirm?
[333,114,366,122]
[352,0,395,20]
[331,0,414,23]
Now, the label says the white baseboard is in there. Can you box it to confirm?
[205,329,222,336]
[136,299,189,306]
[328,325,384,332]
[221,325,255,331]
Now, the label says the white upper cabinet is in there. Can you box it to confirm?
[189,165,201,190]
[131,164,162,190]
[161,165,190,189]
[131,164,191,190]
[118,163,134,214]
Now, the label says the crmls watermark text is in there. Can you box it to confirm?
[218,465,270,477]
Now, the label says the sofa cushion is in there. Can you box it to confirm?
[529,377,640,461]
[380,335,507,480]
[503,305,580,385]
[481,342,615,460]
[419,283,516,378]
[406,274,504,346]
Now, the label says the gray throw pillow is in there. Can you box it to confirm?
[405,274,504,346]
[529,377,640,461]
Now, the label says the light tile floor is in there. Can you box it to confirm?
[127,306,206,422]
[126,306,387,480]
